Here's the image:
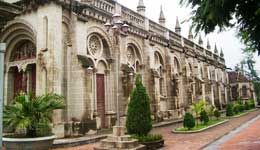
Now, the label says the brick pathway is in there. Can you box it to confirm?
[53,110,260,150]
[219,116,260,150]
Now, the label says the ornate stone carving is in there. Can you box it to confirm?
[88,34,103,57]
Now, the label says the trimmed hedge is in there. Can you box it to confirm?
[200,110,209,125]
[184,112,195,130]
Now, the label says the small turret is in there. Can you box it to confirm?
[137,0,146,16]
[198,34,203,45]
[188,27,193,40]
[175,17,181,35]
[207,39,211,50]
[220,48,224,57]
[214,44,218,54]
[159,5,166,26]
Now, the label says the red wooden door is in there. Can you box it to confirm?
[96,74,106,128]
[31,65,36,96]
[14,69,25,96]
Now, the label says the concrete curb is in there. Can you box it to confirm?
[172,120,228,134]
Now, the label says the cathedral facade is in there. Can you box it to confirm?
[1,0,229,137]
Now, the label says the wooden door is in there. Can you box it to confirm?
[14,69,25,96]
[96,74,106,128]
[31,64,36,96]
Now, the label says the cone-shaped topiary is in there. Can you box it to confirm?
[200,109,209,125]
[183,112,195,130]
[126,75,152,136]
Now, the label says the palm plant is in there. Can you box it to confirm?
[4,93,65,137]
[191,100,207,125]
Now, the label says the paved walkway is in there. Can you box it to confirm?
[205,114,260,150]
[53,110,260,150]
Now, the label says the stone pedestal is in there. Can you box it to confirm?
[94,126,145,150]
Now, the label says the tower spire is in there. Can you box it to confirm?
[159,5,166,26]
[220,48,224,57]
[188,27,193,40]
[198,34,203,45]
[137,0,146,16]
[214,43,218,54]
[207,39,211,50]
[175,17,181,35]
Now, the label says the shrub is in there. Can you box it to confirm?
[238,104,245,112]
[183,112,195,130]
[126,75,152,136]
[200,109,209,125]
[132,134,162,142]
[226,103,234,116]
[214,109,221,120]
[245,101,250,110]
[249,99,255,109]
[233,104,240,114]
[205,105,215,119]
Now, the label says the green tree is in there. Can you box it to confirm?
[4,93,65,137]
[126,75,152,136]
[183,112,195,130]
[200,109,209,125]
[180,0,260,54]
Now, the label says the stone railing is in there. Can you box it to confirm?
[149,20,166,36]
[121,6,145,28]
[169,31,181,43]
[85,0,115,14]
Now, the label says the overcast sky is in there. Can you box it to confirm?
[117,0,260,71]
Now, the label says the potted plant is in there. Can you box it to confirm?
[3,93,65,150]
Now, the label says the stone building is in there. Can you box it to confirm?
[0,0,229,137]
[228,71,256,101]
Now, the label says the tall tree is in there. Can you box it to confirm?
[180,0,260,54]
[126,75,152,136]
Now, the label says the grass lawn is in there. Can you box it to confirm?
[175,119,224,132]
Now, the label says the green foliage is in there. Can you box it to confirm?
[132,134,162,142]
[245,101,250,110]
[249,99,255,109]
[233,104,240,114]
[3,93,65,137]
[226,103,234,116]
[126,75,152,136]
[238,104,245,112]
[214,109,221,119]
[191,100,207,118]
[183,112,195,130]
[200,110,209,125]
[205,105,215,118]
[180,0,260,54]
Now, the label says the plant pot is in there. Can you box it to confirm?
[140,139,164,150]
[3,135,56,150]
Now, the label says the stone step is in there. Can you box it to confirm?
[94,144,146,150]
[107,135,132,141]
[99,138,139,149]
[117,139,139,149]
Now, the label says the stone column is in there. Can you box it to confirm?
[0,43,6,149]
[202,81,206,101]
[218,84,223,109]
[211,84,215,106]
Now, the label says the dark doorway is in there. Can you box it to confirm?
[96,74,106,128]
